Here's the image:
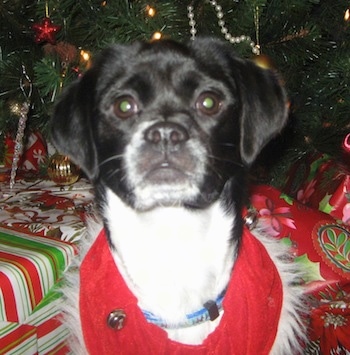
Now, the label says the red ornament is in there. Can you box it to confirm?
[32,17,61,44]
[342,133,350,168]
[343,133,350,153]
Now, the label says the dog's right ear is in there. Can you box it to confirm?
[50,69,98,180]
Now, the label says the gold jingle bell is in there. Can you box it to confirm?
[47,153,80,185]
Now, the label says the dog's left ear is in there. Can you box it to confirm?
[50,68,99,180]
[235,57,289,166]
[190,38,289,166]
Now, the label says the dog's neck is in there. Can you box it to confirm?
[103,187,238,344]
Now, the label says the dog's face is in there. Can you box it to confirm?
[51,38,288,211]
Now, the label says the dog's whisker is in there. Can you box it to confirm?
[99,155,124,168]
[218,142,237,148]
[104,168,122,181]
[119,172,129,184]
[205,162,224,181]
[208,154,244,168]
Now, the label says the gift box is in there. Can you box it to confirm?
[0,178,94,242]
[0,322,37,354]
[249,185,350,353]
[0,295,70,354]
[0,227,75,354]
[4,131,48,172]
[0,227,76,323]
[283,153,350,224]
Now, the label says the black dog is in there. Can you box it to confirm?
[51,37,304,354]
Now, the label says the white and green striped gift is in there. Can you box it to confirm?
[0,227,76,353]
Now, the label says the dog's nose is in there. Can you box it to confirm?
[144,122,189,146]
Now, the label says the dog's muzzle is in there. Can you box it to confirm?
[124,120,207,209]
[137,120,202,183]
[142,121,193,183]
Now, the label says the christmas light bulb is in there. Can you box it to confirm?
[146,5,156,17]
[152,32,162,41]
[80,50,90,62]
[345,8,350,21]
[9,101,22,117]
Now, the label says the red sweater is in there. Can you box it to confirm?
[80,227,283,354]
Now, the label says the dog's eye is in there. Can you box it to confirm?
[113,96,138,119]
[196,92,222,115]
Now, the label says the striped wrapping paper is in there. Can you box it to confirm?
[0,227,76,323]
[0,292,71,354]
[0,227,76,354]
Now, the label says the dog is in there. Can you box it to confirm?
[51,37,305,354]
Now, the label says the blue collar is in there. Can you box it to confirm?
[142,290,226,329]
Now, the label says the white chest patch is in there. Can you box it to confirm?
[103,188,236,342]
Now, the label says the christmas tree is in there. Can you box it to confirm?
[0,0,349,185]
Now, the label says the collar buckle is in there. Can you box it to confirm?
[142,290,226,329]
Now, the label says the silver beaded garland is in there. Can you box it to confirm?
[187,5,197,40]
[187,1,261,55]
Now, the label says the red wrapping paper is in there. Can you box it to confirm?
[250,185,350,288]
[329,175,350,223]
[4,131,47,172]
[249,185,350,353]
[284,153,350,225]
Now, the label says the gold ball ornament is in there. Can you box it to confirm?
[47,153,80,185]
[252,54,276,70]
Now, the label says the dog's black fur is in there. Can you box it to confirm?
[51,37,297,351]
[52,36,287,234]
